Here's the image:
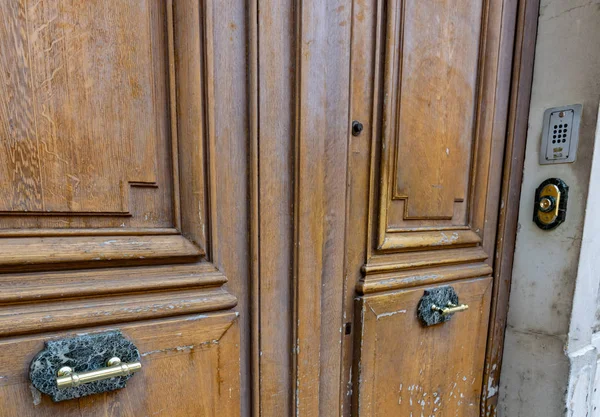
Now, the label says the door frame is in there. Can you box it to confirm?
[481,0,541,413]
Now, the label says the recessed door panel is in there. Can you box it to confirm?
[0,0,172,225]
[354,278,492,417]
[0,1,244,414]
[392,0,483,221]
[0,0,213,270]
[0,313,240,416]
[376,0,496,252]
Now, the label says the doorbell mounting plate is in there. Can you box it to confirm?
[533,178,568,230]
[540,104,582,165]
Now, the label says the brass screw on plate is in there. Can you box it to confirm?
[539,197,552,211]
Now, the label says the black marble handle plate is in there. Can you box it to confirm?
[29,331,140,402]
[417,286,460,327]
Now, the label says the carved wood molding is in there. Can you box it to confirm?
[0,0,216,271]
[482,0,541,413]
[0,0,237,336]
[362,247,487,275]
[358,0,515,301]
[359,263,493,294]
[0,235,202,273]
[0,286,236,338]
[1,1,175,230]
[0,262,226,304]
[360,247,491,294]
[374,0,493,253]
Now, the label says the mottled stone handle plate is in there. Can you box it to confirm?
[30,331,141,402]
[417,286,462,326]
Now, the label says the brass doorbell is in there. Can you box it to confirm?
[533,178,568,230]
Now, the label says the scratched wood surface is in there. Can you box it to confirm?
[252,0,352,415]
[0,313,240,417]
[339,0,522,416]
[0,0,172,224]
[0,0,530,414]
[391,0,483,220]
[0,0,247,415]
[367,0,509,254]
[354,279,492,416]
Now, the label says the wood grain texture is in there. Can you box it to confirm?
[0,235,202,271]
[254,2,352,415]
[0,227,178,237]
[354,278,492,416]
[373,0,509,254]
[0,313,240,416]
[248,0,260,414]
[0,1,246,414]
[359,264,493,294]
[338,0,385,411]
[0,0,172,222]
[203,0,250,413]
[391,0,483,220]
[340,0,523,414]
[0,0,44,212]
[0,287,236,337]
[362,247,489,276]
[316,2,352,416]
[0,262,227,303]
[354,0,512,283]
[359,248,492,294]
[379,229,482,252]
[376,0,483,239]
[0,0,217,271]
[292,0,328,414]
[173,0,209,251]
[255,0,296,412]
[481,0,539,414]
[0,0,241,284]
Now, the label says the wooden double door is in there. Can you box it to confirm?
[0,0,528,415]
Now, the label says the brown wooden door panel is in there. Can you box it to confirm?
[0,0,246,413]
[349,0,509,293]
[0,313,240,416]
[0,0,525,412]
[0,0,175,227]
[340,0,516,412]
[353,278,492,417]
[0,0,213,270]
[375,0,489,253]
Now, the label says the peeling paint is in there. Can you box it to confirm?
[486,376,498,399]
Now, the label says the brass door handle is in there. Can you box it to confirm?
[431,302,469,317]
[56,357,142,389]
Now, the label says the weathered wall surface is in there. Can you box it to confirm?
[498,0,600,415]
[564,106,600,416]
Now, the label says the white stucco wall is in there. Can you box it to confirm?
[497,0,600,416]
[565,105,600,416]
